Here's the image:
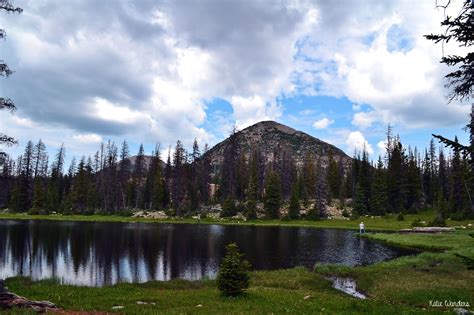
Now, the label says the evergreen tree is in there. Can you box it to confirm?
[327,154,341,200]
[133,144,145,208]
[406,148,422,211]
[264,170,281,219]
[221,196,237,218]
[370,156,388,216]
[244,150,258,220]
[217,243,251,297]
[0,1,22,158]
[302,156,316,201]
[449,137,468,217]
[353,183,367,215]
[287,180,300,219]
[46,145,66,213]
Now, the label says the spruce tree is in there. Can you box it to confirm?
[287,180,300,219]
[264,170,281,219]
[244,151,258,220]
[217,243,251,297]
[370,156,388,216]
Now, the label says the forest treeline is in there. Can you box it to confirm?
[0,121,472,222]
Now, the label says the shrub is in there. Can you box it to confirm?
[411,219,426,227]
[342,209,350,218]
[397,213,404,221]
[430,213,447,227]
[244,200,257,220]
[217,243,251,297]
[221,197,237,218]
[350,210,360,220]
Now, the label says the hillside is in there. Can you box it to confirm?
[203,120,352,172]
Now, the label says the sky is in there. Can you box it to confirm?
[0,0,471,162]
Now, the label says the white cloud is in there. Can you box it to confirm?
[352,111,380,129]
[73,133,103,144]
[295,0,471,128]
[377,140,387,157]
[230,96,282,129]
[345,131,374,155]
[312,117,334,129]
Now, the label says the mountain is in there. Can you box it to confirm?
[203,120,352,172]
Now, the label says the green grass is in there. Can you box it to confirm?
[0,209,472,231]
[5,269,445,314]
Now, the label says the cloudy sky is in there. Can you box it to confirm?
[0,0,471,161]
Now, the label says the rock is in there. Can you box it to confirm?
[0,287,59,313]
[303,295,311,300]
[137,301,147,305]
[454,308,472,315]
[111,306,125,310]
[399,227,455,233]
[196,304,203,307]
[132,210,168,219]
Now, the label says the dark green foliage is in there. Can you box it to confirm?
[397,213,404,221]
[221,197,237,218]
[287,181,300,219]
[217,243,251,297]
[425,0,473,102]
[430,212,447,227]
[327,155,341,199]
[370,157,388,215]
[245,152,259,220]
[455,254,474,270]
[306,202,321,221]
[353,184,366,215]
[264,170,281,219]
[0,2,22,157]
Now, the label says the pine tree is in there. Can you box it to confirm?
[353,183,367,215]
[370,156,388,216]
[217,243,251,297]
[287,180,300,219]
[221,196,237,218]
[449,137,467,217]
[0,1,22,158]
[302,156,316,202]
[406,148,422,212]
[133,144,145,209]
[264,170,281,219]
[30,177,46,214]
[327,154,341,200]
[244,150,258,220]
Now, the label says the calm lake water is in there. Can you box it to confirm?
[0,220,415,286]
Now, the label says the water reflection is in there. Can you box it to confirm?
[0,220,414,286]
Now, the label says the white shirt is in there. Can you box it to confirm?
[359,223,365,229]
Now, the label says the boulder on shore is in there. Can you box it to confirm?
[0,280,59,313]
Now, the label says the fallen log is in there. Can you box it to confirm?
[0,280,60,313]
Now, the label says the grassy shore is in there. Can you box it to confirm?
[0,209,472,231]
[2,212,474,314]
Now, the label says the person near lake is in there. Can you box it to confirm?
[359,222,365,234]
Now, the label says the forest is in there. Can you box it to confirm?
[1,116,473,223]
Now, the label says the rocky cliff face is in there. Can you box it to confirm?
[204,120,352,172]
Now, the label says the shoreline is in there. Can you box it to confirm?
[0,210,471,232]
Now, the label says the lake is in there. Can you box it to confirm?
[0,220,415,286]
